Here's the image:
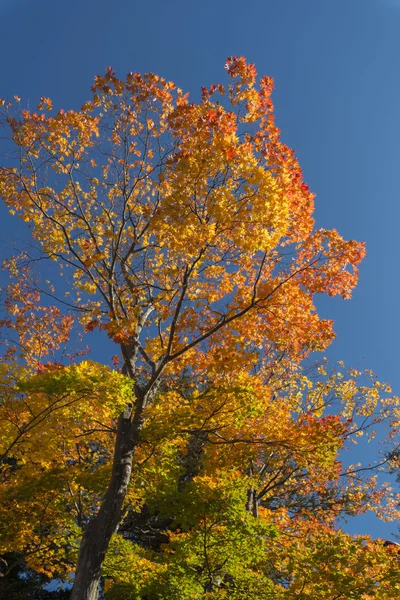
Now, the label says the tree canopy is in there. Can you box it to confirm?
[0,57,399,599]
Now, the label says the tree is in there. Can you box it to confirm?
[0,552,71,600]
[0,359,399,599]
[0,57,397,599]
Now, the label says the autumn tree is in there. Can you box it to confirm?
[0,57,397,599]
[0,358,399,598]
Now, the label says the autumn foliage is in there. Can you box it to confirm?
[0,57,398,599]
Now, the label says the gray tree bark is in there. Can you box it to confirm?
[70,393,143,600]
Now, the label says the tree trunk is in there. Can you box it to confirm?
[246,465,259,518]
[246,486,259,518]
[70,401,141,600]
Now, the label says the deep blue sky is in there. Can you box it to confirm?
[1,0,399,538]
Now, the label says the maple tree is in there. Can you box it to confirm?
[0,57,398,599]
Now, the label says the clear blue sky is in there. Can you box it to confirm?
[0,0,399,538]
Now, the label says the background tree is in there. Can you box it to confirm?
[1,58,397,599]
[0,553,70,600]
[0,356,398,598]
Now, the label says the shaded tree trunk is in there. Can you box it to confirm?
[177,429,208,492]
[246,486,259,518]
[70,399,142,600]
[246,465,259,518]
